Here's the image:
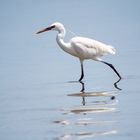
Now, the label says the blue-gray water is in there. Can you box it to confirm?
[0,0,140,140]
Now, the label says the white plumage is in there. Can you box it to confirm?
[70,37,115,61]
[36,22,121,81]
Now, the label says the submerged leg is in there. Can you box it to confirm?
[101,61,122,79]
[79,61,84,81]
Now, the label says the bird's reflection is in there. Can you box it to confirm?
[53,80,121,140]
[68,79,121,106]
[114,78,122,90]
[79,81,86,105]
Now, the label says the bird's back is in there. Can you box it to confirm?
[70,36,115,61]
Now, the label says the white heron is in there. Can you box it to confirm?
[36,22,122,81]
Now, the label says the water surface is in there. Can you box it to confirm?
[0,0,140,140]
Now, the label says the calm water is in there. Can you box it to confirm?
[0,0,140,140]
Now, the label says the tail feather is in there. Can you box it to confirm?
[108,45,116,55]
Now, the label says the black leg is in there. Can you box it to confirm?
[101,61,122,79]
[79,62,84,81]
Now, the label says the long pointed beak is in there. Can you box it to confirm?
[36,25,55,34]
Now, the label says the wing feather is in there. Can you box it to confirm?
[71,37,115,60]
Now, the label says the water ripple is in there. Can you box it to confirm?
[51,81,120,140]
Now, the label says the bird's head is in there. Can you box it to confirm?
[36,22,65,34]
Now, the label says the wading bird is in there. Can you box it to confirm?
[36,22,122,81]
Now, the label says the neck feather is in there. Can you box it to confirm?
[56,28,76,57]
[56,30,70,53]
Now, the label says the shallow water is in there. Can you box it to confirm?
[0,0,140,140]
[1,76,140,140]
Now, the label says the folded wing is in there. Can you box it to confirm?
[71,37,115,61]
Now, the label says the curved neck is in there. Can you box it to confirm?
[56,28,70,53]
[56,28,66,47]
[56,27,76,57]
